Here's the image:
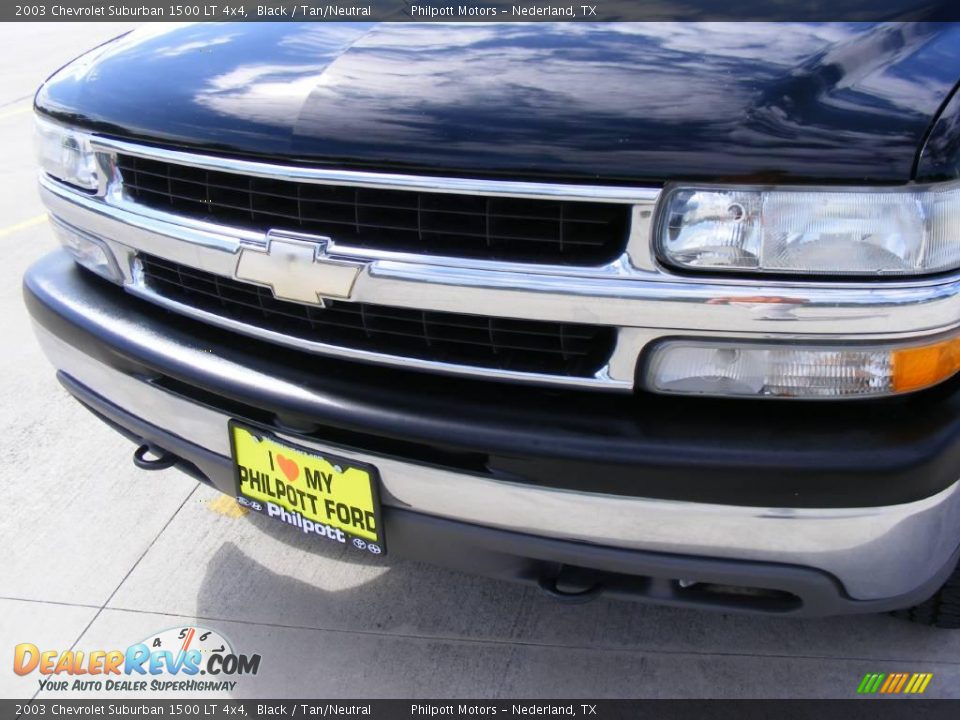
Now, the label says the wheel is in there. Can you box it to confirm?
[891,571,960,628]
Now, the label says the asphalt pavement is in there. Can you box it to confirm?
[1,21,959,701]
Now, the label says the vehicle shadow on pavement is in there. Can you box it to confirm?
[189,509,960,698]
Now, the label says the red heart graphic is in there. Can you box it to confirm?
[276,453,299,483]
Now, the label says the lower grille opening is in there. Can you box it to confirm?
[676,581,801,612]
[138,254,615,378]
[535,564,803,612]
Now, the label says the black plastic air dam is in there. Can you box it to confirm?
[23,250,960,509]
[50,371,960,617]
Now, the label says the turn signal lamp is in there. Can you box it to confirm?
[50,217,122,283]
[644,337,960,399]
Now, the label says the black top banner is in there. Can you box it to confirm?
[6,0,960,22]
[3,700,960,719]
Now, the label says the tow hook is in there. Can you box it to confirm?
[132,443,179,471]
[537,565,604,603]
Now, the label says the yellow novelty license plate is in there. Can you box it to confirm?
[230,422,385,555]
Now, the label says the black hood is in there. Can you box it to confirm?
[36,22,960,184]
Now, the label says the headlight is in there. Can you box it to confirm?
[644,337,960,399]
[657,184,960,276]
[35,115,99,191]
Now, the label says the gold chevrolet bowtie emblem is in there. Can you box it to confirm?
[234,231,364,308]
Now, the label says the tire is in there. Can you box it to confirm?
[890,572,960,628]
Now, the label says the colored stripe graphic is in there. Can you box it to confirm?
[879,674,896,693]
[857,673,884,693]
[857,672,933,694]
[893,673,910,693]
[905,673,934,694]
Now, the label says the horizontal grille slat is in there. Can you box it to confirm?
[139,255,614,377]
[122,168,614,224]
[118,155,629,264]
[122,184,610,247]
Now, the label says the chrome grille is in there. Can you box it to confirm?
[139,254,616,377]
[117,155,629,265]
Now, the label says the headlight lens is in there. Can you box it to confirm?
[658,185,960,276]
[35,115,99,191]
[644,337,960,399]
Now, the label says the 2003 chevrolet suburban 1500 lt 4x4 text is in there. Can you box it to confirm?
[23,21,960,625]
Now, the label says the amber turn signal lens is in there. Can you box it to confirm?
[892,338,960,393]
[645,337,960,400]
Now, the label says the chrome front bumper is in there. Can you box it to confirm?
[29,278,960,605]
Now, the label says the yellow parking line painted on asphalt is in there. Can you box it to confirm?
[0,103,32,121]
[206,494,249,519]
[0,214,47,239]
